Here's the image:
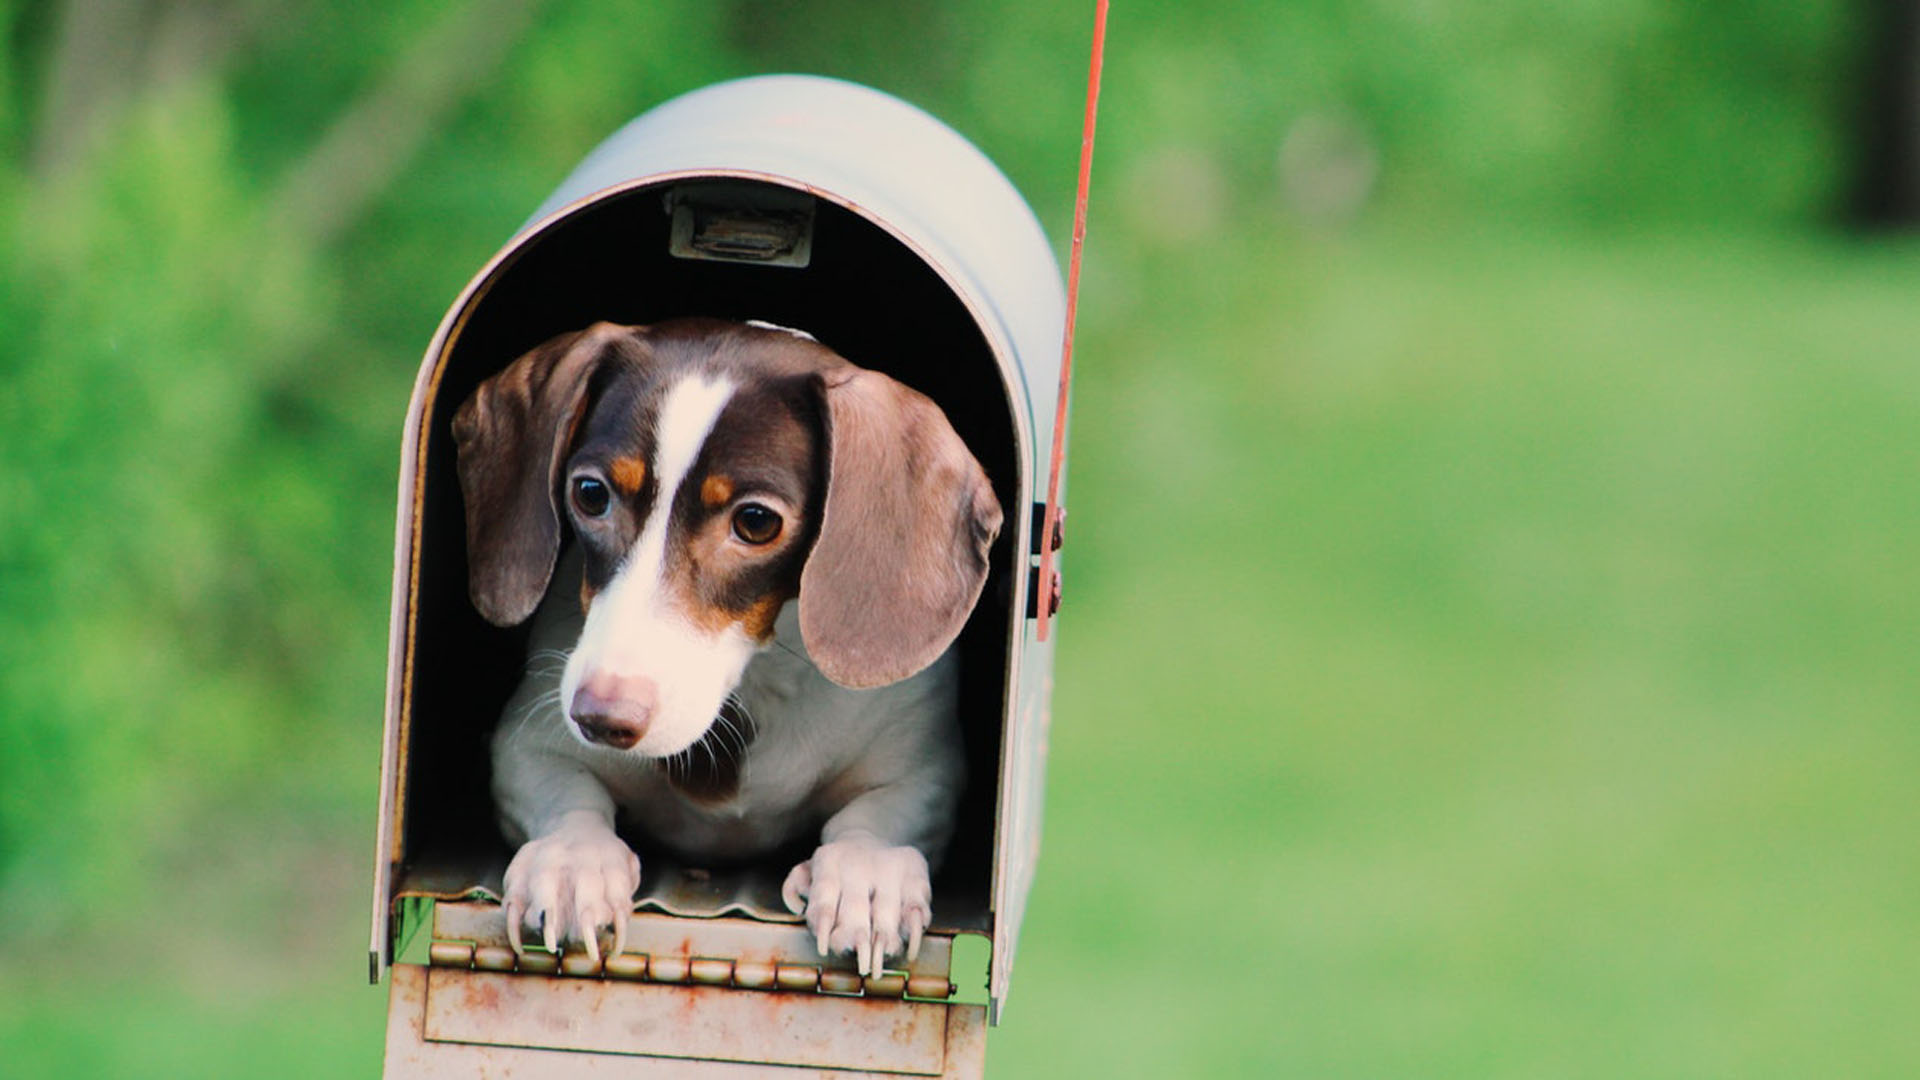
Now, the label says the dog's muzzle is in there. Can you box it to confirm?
[570,672,658,750]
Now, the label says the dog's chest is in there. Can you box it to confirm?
[598,612,865,859]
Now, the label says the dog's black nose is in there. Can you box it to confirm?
[570,672,657,750]
[573,710,646,750]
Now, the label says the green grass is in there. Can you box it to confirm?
[4,220,1914,1077]
[984,221,1920,1077]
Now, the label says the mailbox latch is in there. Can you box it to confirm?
[666,182,815,268]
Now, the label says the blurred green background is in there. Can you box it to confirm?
[3,1,1917,1076]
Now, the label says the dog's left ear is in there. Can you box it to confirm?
[452,323,632,627]
[799,368,1003,689]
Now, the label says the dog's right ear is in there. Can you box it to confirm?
[798,367,1003,689]
[452,323,633,626]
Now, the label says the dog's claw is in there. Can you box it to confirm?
[501,819,640,963]
[871,871,904,970]
[781,862,812,916]
[806,863,841,957]
[905,906,926,964]
[505,898,526,956]
[789,839,931,976]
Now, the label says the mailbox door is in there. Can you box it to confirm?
[384,903,987,1078]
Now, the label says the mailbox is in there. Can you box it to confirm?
[372,74,1067,1077]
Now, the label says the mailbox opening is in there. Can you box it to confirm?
[385,176,1023,944]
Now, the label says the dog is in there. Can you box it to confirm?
[452,318,1001,977]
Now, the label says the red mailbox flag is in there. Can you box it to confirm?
[1037,0,1108,642]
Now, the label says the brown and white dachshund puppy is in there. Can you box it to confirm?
[453,318,1000,976]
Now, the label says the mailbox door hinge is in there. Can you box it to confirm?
[422,937,957,1002]
[1025,502,1064,620]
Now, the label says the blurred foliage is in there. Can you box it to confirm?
[1,0,1916,1076]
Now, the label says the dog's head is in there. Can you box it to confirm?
[452,319,1002,758]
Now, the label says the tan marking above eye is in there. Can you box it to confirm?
[609,456,646,495]
[701,474,734,508]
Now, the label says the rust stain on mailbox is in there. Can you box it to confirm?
[389,965,990,1078]
[374,73,1068,1074]
[425,970,950,1073]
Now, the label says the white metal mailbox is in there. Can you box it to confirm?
[372,75,1067,1076]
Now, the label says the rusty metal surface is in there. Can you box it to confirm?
[388,962,987,1078]
[940,1005,989,1080]
[422,968,949,1074]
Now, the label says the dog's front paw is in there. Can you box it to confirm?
[501,813,640,965]
[781,836,932,976]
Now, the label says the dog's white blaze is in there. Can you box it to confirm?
[744,319,817,342]
[561,372,756,757]
[621,372,735,595]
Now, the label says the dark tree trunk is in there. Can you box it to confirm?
[1854,0,1920,227]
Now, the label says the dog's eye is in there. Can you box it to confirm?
[731,503,782,545]
[571,475,612,518]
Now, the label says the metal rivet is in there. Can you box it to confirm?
[906,975,956,1000]
[559,951,603,977]
[427,941,473,968]
[733,960,778,990]
[689,958,734,986]
[603,952,648,980]
[819,970,864,995]
[775,964,820,992]
[472,945,516,972]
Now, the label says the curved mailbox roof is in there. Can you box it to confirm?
[531,74,1067,474]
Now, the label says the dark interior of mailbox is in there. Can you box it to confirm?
[393,180,1017,938]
